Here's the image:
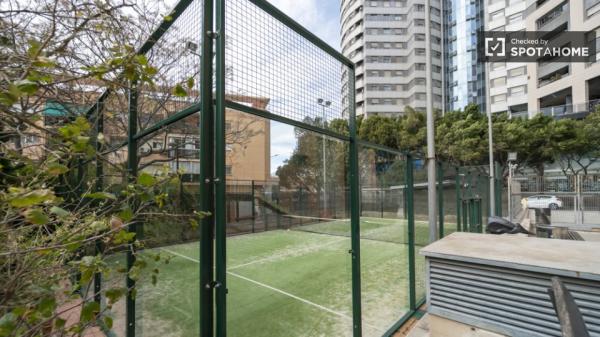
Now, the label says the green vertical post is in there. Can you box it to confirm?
[215,0,227,335]
[348,67,362,337]
[199,0,215,335]
[94,102,104,304]
[126,82,138,337]
[406,154,416,310]
[251,180,256,233]
[380,186,384,218]
[495,162,502,216]
[455,167,461,232]
[437,161,444,238]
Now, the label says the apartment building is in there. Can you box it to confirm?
[525,0,600,118]
[485,0,530,117]
[340,0,444,117]
[18,94,272,183]
[484,0,600,118]
[443,0,487,112]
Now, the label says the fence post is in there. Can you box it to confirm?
[93,102,103,305]
[215,0,227,334]
[495,162,502,216]
[251,180,255,233]
[348,66,362,337]
[406,154,416,310]
[456,167,461,232]
[126,81,138,337]
[437,161,444,238]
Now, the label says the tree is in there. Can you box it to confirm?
[358,114,400,149]
[435,104,488,166]
[0,1,203,335]
[555,111,600,175]
[397,107,426,155]
[517,115,556,176]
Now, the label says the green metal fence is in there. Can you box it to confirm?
[71,0,502,336]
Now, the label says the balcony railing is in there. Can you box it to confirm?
[539,99,600,117]
[536,3,568,29]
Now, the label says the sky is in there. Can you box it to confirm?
[267,0,342,174]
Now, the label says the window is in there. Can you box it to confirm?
[23,135,39,144]
[489,9,504,21]
[225,165,232,175]
[152,141,162,149]
[491,77,506,88]
[491,62,505,70]
[507,12,523,24]
[508,66,526,77]
[508,85,527,96]
[415,4,425,11]
[491,94,507,103]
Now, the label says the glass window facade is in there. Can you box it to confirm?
[444,0,486,112]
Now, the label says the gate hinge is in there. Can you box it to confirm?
[207,30,220,39]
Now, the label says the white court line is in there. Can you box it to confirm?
[227,237,347,270]
[160,247,384,333]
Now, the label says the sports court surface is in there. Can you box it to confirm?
[116,217,432,337]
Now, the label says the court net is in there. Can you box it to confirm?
[281,214,410,245]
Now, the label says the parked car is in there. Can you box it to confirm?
[525,195,563,209]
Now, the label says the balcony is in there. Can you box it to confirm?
[586,0,600,17]
[536,3,569,31]
[537,61,570,79]
[539,99,600,118]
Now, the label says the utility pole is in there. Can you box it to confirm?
[425,0,437,242]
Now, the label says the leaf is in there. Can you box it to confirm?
[23,208,49,225]
[80,301,100,322]
[173,84,187,97]
[0,313,17,336]
[46,163,68,176]
[50,206,70,217]
[137,172,156,187]
[105,288,126,304]
[15,79,38,94]
[118,207,133,222]
[54,318,66,329]
[10,189,55,207]
[186,77,195,89]
[38,297,56,317]
[83,192,116,200]
[104,316,113,329]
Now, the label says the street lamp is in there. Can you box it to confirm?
[317,98,332,215]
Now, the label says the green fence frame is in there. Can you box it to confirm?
[78,0,444,335]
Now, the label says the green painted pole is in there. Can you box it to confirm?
[437,161,444,238]
[199,0,215,335]
[406,154,416,310]
[348,67,362,337]
[215,0,227,334]
[455,167,461,232]
[251,180,256,233]
[94,102,104,305]
[126,82,138,337]
[495,162,502,216]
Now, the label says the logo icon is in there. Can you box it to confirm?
[485,37,505,57]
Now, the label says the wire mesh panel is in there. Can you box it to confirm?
[441,164,459,235]
[131,113,203,337]
[224,113,353,336]
[137,0,204,133]
[411,157,429,303]
[224,0,348,127]
[221,0,355,334]
[358,146,409,336]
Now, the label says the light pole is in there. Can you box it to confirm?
[317,98,331,215]
[485,62,496,216]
